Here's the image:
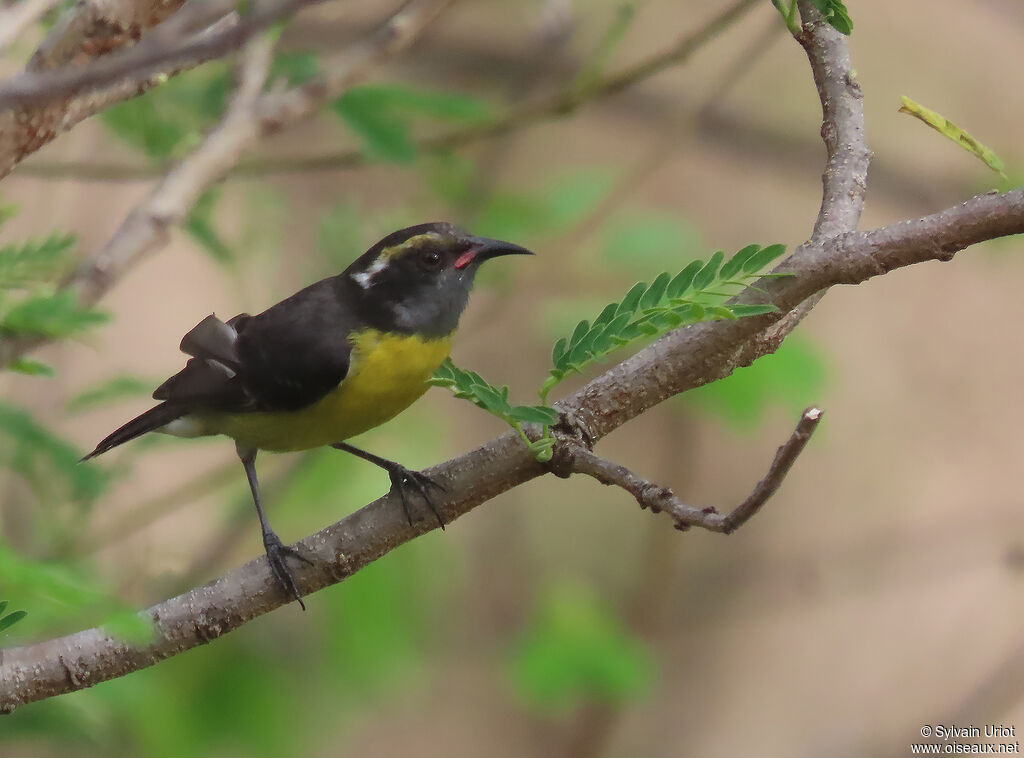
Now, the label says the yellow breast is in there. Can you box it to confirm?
[205,329,453,452]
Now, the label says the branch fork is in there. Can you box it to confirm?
[565,407,824,534]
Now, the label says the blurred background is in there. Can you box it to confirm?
[1,0,1023,755]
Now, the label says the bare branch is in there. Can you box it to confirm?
[2,190,1023,710]
[565,407,824,533]
[0,0,315,112]
[796,0,870,242]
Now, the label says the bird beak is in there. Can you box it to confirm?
[455,236,534,269]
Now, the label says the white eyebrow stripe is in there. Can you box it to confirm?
[351,256,389,289]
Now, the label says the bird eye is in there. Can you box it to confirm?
[419,250,443,271]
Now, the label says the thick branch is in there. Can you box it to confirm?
[566,407,823,533]
[2,190,1022,710]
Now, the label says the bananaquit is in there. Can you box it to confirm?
[83,222,532,608]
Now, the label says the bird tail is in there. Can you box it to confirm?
[82,402,186,461]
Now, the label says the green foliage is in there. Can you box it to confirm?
[101,64,230,160]
[0,230,108,344]
[0,544,150,642]
[0,600,27,634]
[1,290,108,338]
[0,402,108,506]
[540,243,788,402]
[429,359,559,460]
[811,0,853,34]
[0,233,75,288]
[683,336,827,430]
[8,358,54,376]
[508,584,653,712]
[333,83,492,163]
[269,50,319,86]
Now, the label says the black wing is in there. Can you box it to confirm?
[154,278,354,413]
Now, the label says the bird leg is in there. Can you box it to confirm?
[237,446,311,609]
[330,441,446,529]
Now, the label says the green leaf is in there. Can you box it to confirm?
[8,358,54,376]
[551,337,568,366]
[2,291,108,338]
[728,303,779,317]
[810,0,853,34]
[706,305,737,320]
[333,84,492,164]
[185,188,233,263]
[0,233,75,289]
[269,50,319,86]
[511,405,560,426]
[0,609,27,634]
[719,243,761,280]
[568,320,590,351]
[742,243,787,274]
[592,302,618,329]
[333,91,416,162]
[101,64,230,160]
[898,95,1007,178]
[666,260,703,298]
[692,250,724,291]
[638,272,670,310]
[616,282,647,316]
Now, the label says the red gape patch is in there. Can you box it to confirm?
[454,249,478,269]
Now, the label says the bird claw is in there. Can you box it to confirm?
[386,465,447,529]
[262,531,312,610]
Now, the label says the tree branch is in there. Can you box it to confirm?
[565,407,823,533]
[2,190,1022,710]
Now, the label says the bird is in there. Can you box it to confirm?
[82,222,533,609]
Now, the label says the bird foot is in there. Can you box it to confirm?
[384,464,447,529]
[262,531,312,610]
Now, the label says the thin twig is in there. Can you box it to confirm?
[566,408,823,533]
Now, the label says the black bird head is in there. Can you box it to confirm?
[344,222,533,337]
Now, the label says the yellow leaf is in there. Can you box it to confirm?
[899,95,1007,179]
